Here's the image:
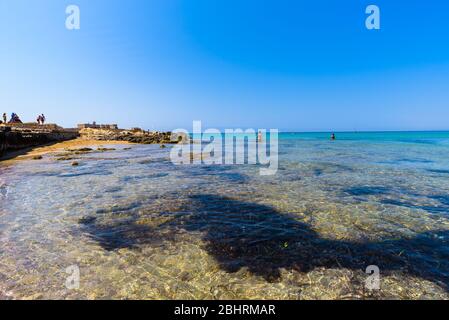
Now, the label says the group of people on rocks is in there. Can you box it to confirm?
[0,112,46,125]
[36,114,46,125]
[0,112,23,124]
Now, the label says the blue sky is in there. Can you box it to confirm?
[1,0,449,131]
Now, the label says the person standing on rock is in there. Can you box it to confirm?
[41,114,46,125]
[37,115,42,125]
[2,113,6,124]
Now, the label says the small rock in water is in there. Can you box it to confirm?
[32,155,43,160]
[56,156,76,161]
[160,145,166,149]
[71,161,79,166]
[65,147,93,155]
[97,147,116,152]
[78,216,97,225]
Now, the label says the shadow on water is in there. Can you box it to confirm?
[178,195,449,287]
[80,194,449,289]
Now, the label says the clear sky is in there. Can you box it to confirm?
[1,0,449,131]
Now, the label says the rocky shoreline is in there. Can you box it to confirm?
[0,124,79,157]
[0,124,186,159]
[79,128,185,144]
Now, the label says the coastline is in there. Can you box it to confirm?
[0,124,180,166]
[0,138,134,166]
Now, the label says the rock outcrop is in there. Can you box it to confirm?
[0,125,79,157]
[79,128,186,144]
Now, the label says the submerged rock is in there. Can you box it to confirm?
[66,147,93,153]
[97,147,116,152]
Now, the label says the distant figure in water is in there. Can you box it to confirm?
[331,133,336,140]
[258,131,263,142]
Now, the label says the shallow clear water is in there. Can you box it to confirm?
[1,132,449,299]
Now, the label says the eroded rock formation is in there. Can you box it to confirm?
[79,128,186,144]
[0,125,79,157]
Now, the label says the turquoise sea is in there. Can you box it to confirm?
[0,131,448,299]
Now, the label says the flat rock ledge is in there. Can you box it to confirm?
[0,124,79,157]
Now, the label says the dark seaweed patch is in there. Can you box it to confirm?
[104,186,123,193]
[429,195,449,207]
[174,195,449,287]
[281,172,302,182]
[78,194,449,289]
[0,183,7,197]
[427,169,449,175]
[181,166,249,184]
[78,216,97,225]
[59,169,113,178]
[121,173,169,183]
[397,158,433,164]
[96,202,142,214]
[138,157,171,165]
[382,198,449,215]
[344,186,390,196]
